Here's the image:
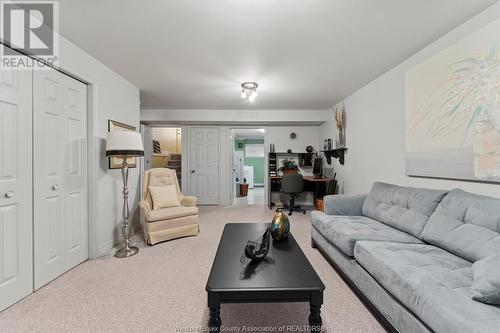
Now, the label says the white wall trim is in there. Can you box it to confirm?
[140,109,329,126]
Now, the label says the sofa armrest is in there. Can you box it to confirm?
[139,200,152,213]
[181,196,198,207]
[323,194,367,216]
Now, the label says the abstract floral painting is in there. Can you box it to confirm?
[405,18,500,182]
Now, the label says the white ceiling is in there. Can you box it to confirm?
[231,129,265,139]
[58,0,496,110]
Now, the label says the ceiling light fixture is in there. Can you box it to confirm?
[241,82,258,102]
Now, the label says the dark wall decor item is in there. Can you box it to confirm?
[322,148,348,165]
[239,227,271,269]
[271,209,290,242]
[290,132,297,139]
[108,120,137,169]
[153,140,161,154]
[287,149,292,153]
[306,145,314,153]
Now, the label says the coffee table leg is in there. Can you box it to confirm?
[208,306,221,331]
[208,292,221,332]
[309,304,322,332]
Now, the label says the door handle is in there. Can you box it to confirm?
[51,185,60,191]
[190,170,195,174]
[4,191,14,198]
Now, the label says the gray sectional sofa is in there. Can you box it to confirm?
[310,182,500,333]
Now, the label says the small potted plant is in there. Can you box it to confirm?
[279,159,298,175]
[240,177,249,197]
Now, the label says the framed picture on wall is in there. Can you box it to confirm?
[108,120,138,169]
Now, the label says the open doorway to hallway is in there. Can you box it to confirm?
[151,127,183,189]
[231,128,265,205]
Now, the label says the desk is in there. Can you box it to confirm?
[268,175,331,209]
[303,176,331,182]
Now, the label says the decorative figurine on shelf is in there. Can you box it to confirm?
[271,209,290,242]
[240,228,271,269]
[327,138,332,150]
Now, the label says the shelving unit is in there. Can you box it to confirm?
[321,148,347,165]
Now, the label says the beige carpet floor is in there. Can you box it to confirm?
[0,205,385,333]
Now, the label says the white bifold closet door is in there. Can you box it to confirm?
[33,67,88,290]
[0,48,33,311]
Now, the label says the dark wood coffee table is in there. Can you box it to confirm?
[206,223,325,331]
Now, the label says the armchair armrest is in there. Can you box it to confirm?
[181,196,198,207]
[323,194,367,216]
[139,200,152,213]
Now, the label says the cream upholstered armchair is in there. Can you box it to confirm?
[140,168,199,245]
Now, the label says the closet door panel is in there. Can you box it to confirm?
[0,47,33,311]
[63,78,87,269]
[33,69,66,289]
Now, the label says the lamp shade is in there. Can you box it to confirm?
[106,130,144,157]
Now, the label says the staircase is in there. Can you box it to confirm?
[167,154,182,188]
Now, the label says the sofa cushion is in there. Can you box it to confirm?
[146,206,198,222]
[354,241,500,333]
[422,189,500,262]
[471,254,500,305]
[361,182,447,239]
[310,211,422,257]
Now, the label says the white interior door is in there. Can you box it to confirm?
[33,67,88,290]
[189,127,219,204]
[0,48,33,311]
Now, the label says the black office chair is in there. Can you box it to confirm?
[280,174,306,216]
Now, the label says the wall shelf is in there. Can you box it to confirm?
[268,152,313,168]
[321,148,347,165]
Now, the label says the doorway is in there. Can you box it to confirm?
[231,128,265,205]
[149,127,183,189]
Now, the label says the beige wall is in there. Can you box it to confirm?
[153,128,181,154]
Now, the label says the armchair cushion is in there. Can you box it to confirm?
[149,185,180,209]
[145,206,198,222]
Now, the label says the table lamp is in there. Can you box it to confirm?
[106,130,144,258]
